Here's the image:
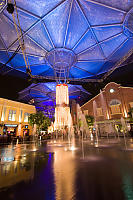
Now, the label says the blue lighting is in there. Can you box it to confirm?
[0,0,132,80]
[19,82,90,117]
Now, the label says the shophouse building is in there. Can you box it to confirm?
[0,98,36,137]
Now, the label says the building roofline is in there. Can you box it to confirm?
[81,82,133,108]
[81,93,100,108]
[103,82,120,90]
[119,86,133,89]
[0,97,35,108]
[103,82,133,90]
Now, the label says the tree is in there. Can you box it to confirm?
[85,115,94,127]
[42,117,51,131]
[128,107,133,122]
[28,111,51,134]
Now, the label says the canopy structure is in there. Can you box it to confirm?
[18,82,90,118]
[0,0,133,82]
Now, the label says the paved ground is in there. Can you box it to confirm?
[0,138,133,200]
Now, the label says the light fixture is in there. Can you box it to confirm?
[110,88,115,93]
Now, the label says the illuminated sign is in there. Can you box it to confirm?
[5,124,18,127]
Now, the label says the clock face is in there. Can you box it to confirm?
[0,0,7,13]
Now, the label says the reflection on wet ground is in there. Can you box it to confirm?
[0,138,133,199]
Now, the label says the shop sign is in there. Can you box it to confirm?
[5,124,18,127]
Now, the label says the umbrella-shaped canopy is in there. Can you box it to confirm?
[0,0,133,81]
[18,82,90,117]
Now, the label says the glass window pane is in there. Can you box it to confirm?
[8,110,16,121]
[24,113,29,122]
[12,110,16,121]
[8,110,12,121]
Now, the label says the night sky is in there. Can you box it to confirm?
[0,62,133,103]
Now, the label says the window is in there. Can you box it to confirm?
[84,110,88,115]
[24,113,29,122]
[8,110,16,121]
[109,99,121,106]
[110,105,121,115]
[97,108,103,116]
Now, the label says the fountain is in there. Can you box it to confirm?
[93,100,97,120]
[99,90,117,139]
[100,90,107,119]
[99,90,110,137]
[76,104,89,139]
[93,121,99,145]
[121,117,128,149]
[121,117,127,136]
[108,123,115,134]
[93,100,98,132]
[100,90,108,120]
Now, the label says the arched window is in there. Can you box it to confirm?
[109,99,121,106]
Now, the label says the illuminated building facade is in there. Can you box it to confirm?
[81,82,133,133]
[0,98,36,137]
[54,84,72,131]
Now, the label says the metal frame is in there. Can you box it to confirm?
[0,0,7,14]
[76,0,106,60]
[0,0,132,82]
[84,0,126,13]
[19,82,91,109]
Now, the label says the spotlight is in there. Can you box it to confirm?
[7,3,14,14]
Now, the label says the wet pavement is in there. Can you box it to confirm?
[0,138,133,200]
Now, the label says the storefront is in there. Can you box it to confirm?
[4,124,18,136]
[23,125,29,137]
